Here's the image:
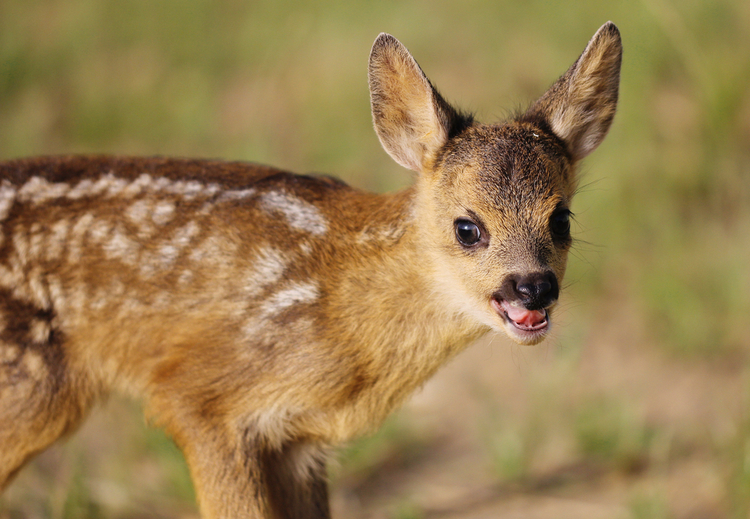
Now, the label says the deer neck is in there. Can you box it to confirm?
[315,187,488,436]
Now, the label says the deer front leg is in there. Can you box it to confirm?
[178,429,272,518]
[176,425,330,519]
[261,441,330,519]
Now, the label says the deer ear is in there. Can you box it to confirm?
[368,34,471,173]
[524,22,622,162]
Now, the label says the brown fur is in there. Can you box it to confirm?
[0,23,621,518]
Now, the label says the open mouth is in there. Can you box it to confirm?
[491,297,549,334]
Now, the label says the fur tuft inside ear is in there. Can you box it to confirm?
[368,34,472,173]
[522,22,622,162]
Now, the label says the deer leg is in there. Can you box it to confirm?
[0,329,97,489]
[262,441,331,519]
[173,420,330,519]
[174,425,272,518]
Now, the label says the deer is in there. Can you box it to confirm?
[0,22,621,519]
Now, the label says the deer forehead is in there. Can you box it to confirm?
[436,125,571,213]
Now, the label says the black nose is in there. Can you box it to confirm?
[499,271,559,311]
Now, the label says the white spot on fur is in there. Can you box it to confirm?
[28,266,50,310]
[69,213,95,263]
[242,248,287,297]
[46,219,71,261]
[152,200,176,225]
[104,176,129,197]
[139,177,221,200]
[88,219,113,245]
[241,282,318,342]
[172,221,200,248]
[158,245,179,268]
[199,187,257,214]
[61,173,224,206]
[137,221,202,276]
[0,262,24,290]
[5,256,31,303]
[65,179,95,200]
[126,199,157,239]
[64,174,129,200]
[261,281,319,315]
[166,180,205,199]
[18,176,71,204]
[126,199,151,225]
[12,225,29,264]
[29,320,51,344]
[104,227,140,265]
[0,266,11,289]
[29,223,44,260]
[121,174,155,197]
[47,276,65,313]
[0,342,21,364]
[151,177,172,192]
[260,191,327,235]
[21,350,44,374]
[219,188,257,201]
[159,221,200,267]
[0,182,17,220]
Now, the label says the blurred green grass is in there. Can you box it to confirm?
[1,0,750,518]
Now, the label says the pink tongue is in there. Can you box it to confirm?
[502,301,547,328]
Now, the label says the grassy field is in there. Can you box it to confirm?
[1,0,750,517]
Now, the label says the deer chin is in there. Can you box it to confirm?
[491,297,550,345]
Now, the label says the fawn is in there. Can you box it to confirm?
[0,22,621,518]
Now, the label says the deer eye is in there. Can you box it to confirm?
[455,219,481,247]
[550,209,571,240]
